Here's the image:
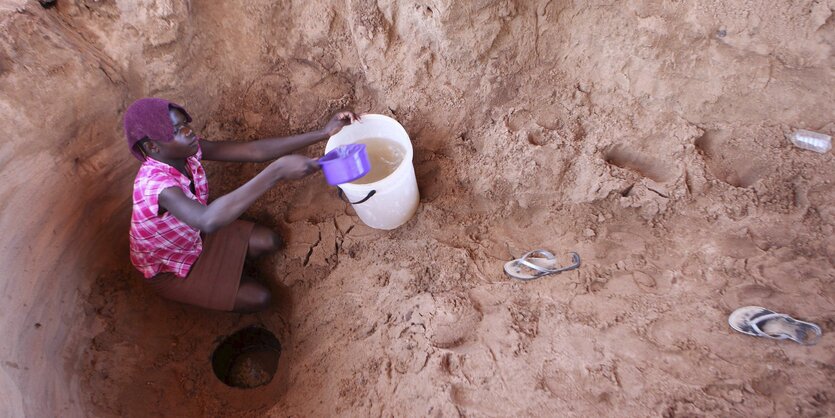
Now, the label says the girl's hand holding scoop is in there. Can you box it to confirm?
[268,155,320,180]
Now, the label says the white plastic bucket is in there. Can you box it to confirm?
[325,114,419,230]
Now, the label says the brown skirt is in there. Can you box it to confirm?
[147,220,255,311]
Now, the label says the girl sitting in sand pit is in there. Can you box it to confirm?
[124,97,357,313]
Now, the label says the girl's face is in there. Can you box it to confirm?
[148,108,198,160]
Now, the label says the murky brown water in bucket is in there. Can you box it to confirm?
[351,137,405,184]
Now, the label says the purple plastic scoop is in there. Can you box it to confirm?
[318,144,370,186]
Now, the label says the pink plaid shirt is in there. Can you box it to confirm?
[129,141,209,278]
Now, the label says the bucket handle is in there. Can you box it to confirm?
[337,188,376,204]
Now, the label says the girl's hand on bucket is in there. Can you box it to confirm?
[269,155,320,180]
[323,111,360,137]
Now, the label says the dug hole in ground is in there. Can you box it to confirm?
[1,0,833,417]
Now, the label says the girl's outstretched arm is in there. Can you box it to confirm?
[200,111,359,163]
[158,155,318,233]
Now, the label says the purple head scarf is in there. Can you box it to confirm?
[124,97,192,161]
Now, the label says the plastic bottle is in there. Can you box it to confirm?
[788,129,832,153]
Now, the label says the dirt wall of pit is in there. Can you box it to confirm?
[0,0,832,416]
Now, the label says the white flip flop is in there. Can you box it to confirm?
[728,306,822,345]
[504,249,581,281]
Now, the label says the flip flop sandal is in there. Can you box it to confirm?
[728,306,822,346]
[504,249,581,281]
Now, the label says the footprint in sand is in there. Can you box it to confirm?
[646,316,692,348]
[703,382,746,404]
[750,370,790,397]
[695,129,769,188]
[604,144,675,183]
[720,283,775,310]
[713,235,762,259]
[632,270,656,289]
[425,293,483,349]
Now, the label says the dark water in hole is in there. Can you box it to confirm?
[212,326,281,389]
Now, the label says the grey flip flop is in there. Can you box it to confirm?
[728,306,822,345]
[504,249,581,281]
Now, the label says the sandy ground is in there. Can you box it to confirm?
[85,119,835,416]
[1,0,834,416]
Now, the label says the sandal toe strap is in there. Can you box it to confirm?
[750,313,823,345]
